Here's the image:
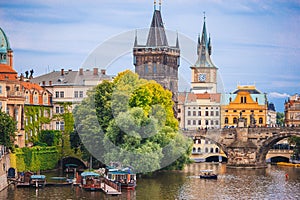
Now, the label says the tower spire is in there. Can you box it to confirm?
[134,29,138,47]
[159,0,162,11]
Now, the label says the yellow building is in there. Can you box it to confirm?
[221,85,268,127]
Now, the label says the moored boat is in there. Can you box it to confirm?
[199,170,218,179]
[106,167,136,190]
[30,175,46,188]
[80,171,102,191]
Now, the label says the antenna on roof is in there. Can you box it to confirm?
[154,0,157,10]
[159,0,162,11]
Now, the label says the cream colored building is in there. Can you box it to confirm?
[31,68,113,131]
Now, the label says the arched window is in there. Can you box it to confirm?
[205,148,208,153]
[229,97,232,102]
[225,117,229,124]
[33,91,39,104]
[215,148,219,153]
[210,148,214,153]
[259,117,263,124]
[233,117,237,124]
[192,147,196,153]
[197,147,201,153]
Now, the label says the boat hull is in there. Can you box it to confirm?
[200,175,218,179]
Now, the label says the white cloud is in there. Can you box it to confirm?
[268,92,290,99]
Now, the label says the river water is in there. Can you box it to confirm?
[1,163,299,200]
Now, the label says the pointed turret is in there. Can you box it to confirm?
[134,30,138,47]
[146,2,168,47]
[193,15,216,68]
[176,32,180,48]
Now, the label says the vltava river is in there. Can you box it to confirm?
[1,163,299,200]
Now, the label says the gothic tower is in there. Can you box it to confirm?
[190,16,218,94]
[133,1,180,104]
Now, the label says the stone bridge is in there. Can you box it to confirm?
[183,127,300,168]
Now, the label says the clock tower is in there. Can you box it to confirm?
[190,16,218,94]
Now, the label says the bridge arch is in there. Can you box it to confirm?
[193,135,228,156]
[58,156,88,170]
[257,132,299,164]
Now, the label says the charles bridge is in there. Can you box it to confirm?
[182,124,300,168]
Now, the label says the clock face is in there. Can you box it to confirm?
[198,73,206,82]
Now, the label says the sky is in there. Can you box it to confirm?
[0,0,299,112]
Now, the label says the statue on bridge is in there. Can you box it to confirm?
[250,112,256,128]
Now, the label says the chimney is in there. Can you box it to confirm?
[49,81,52,86]
[61,69,64,76]
[93,68,98,75]
[79,68,83,75]
[101,69,106,75]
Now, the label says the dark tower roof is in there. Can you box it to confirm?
[146,9,168,47]
[193,15,216,68]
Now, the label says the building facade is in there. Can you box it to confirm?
[31,68,113,131]
[133,3,180,111]
[284,94,300,126]
[221,85,268,128]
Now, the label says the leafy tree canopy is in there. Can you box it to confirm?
[74,70,192,173]
[0,111,16,149]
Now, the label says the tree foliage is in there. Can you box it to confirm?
[276,112,285,126]
[73,70,192,173]
[0,111,16,149]
[288,136,300,160]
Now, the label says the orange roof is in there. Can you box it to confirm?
[0,63,17,73]
[21,81,44,91]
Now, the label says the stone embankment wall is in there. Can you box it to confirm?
[0,146,11,191]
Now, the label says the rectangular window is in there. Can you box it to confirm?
[193,111,196,116]
[188,111,191,116]
[60,122,65,131]
[74,91,78,98]
[55,107,59,113]
[79,91,83,98]
[205,111,209,116]
[178,109,181,113]
[198,111,201,116]
[60,91,64,98]
[216,111,219,116]
[0,86,2,94]
[187,120,191,125]
[193,120,196,125]
[216,120,219,125]
[55,91,59,98]
[60,107,64,114]
[210,111,214,116]
[56,122,60,130]
[198,120,201,125]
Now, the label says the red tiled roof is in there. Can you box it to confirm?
[21,81,44,91]
[0,64,17,73]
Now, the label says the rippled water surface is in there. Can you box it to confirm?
[1,163,299,200]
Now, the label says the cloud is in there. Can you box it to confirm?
[268,92,290,99]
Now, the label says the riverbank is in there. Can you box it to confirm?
[277,162,300,167]
[0,153,11,191]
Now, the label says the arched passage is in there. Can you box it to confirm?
[257,132,299,165]
[58,157,88,171]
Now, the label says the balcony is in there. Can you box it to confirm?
[7,91,24,98]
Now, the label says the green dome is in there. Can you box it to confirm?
[0,27,11,51]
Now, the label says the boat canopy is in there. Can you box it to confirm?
[81,171,100,177]
[65,164,78,167]
[30,175,46,179]
[200,170,214,173]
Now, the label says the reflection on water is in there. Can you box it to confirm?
[1,163,299,200]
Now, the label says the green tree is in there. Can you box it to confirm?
[74,70,192,173]
[288,136,300,160]
[0,111,16,149]
[276,112,285,126]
